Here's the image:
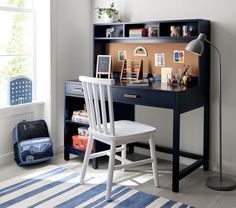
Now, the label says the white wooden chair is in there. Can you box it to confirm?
[79,76,159,201]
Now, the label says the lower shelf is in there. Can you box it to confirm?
[65,146,85,157]
[64,146,98,169]
[65,119,89,126]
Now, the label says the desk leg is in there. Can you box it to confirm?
[92,159,98,169]
[172,109,180,192]
[64,148,70,161]
[203,104,209,170]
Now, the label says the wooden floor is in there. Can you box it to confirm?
[1,153,236,208]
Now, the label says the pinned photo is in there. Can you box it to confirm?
[173,50,185,63]
[118,50,127,61]
[155,53,165,67]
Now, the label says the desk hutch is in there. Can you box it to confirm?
[64,19,210,192]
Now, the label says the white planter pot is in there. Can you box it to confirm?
[102,13,118,23]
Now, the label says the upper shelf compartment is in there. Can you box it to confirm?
[94,23,124,38]
[93,19,209,42]
[159,20,199,37]
[124,21,159,38]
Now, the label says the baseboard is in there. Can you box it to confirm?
[134,146,172,162]
[135,146,206,167]
[0,152,14,166]
[54,144,64,154]
[134,147,236,176]
[209,160,236,177]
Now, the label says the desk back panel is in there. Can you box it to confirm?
[106,43,198,76]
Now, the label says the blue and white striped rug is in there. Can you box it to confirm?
[0,165,193,208]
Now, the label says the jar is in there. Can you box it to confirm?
[170,26,180,37]
[148,26,158,37]
[182,25,192,37]
[182,74,192,86]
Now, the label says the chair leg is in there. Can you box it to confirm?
[80,134,94,184]
[149,135,159,187]
[121,144,127,172]
[106,142,116,202]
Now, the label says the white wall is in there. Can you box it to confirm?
[92,0,236,175]
[51,0,91,153]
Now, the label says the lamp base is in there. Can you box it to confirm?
[206,176,236,191]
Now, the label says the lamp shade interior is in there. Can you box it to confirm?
[185,39,204,56]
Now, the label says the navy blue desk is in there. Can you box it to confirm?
[112,80,209,192]
[64,80,209,192]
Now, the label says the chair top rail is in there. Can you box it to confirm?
[79,76,115,85]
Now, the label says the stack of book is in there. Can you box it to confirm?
[72,135,94,151]
[72,127,94,151]
[71,109,89,124]
[129,28,148,37]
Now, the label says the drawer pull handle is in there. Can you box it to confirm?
[124,94,139,99]
[73,88,83,92]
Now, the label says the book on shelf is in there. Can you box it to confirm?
[71,110,89,124]
[129,28,148,37]
[78,126,89,136]
[72,135,94,152]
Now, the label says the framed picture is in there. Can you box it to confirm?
[96,55,112,78]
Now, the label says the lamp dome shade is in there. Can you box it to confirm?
[185,33,207,56]
[185,39,204,56]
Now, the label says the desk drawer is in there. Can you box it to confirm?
[65,82,83,96]
[112,87,175,108]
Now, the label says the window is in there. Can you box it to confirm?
[0,0,34,106]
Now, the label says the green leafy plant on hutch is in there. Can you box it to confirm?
[95,2,119,23]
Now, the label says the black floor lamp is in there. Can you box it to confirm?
[185,33,236,191]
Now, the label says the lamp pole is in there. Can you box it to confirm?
[185,34,235,190]
[204,39,235,191]
[205,39,223,181]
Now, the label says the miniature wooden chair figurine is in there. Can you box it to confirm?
[79,76,159,202]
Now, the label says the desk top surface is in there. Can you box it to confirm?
[66,79,206,111]
[66,79,197,93]
[114,80,195,92]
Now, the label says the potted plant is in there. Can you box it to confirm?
[95,2,119,23]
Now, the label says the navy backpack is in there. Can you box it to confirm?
[13,120,53,165]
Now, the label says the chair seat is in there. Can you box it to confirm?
[89,120,156,145]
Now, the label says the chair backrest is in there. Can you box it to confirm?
[79,76,115,136]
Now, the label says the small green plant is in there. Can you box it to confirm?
[96,2,119,19]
